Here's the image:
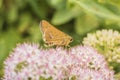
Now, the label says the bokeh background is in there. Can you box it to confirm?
[0,0,120,78]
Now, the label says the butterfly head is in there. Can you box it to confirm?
[70,37,73,42]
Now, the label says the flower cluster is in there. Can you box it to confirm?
[3,43,114,80]
[83,29,120,63]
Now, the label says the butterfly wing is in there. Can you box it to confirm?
[40,20,73,46]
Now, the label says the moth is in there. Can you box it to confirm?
[40,20,73,47]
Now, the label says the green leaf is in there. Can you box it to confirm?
[0,0,3,8]
[14,0,27,9]
[75,14,99,35]
[105,0,120,8]
[28,22,42,42]
[73,0,120,21]
[46,0,66,9]
[52,6,81,25]
[6,5,18,24]
[0,29,22,72]
[0,18,4,31]
[17,13,33,33]
[27,0,49,19]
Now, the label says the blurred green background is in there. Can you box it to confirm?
[0,0,120,78]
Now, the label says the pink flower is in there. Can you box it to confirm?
[3,43,114,80]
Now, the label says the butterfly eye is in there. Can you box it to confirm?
[70,38,73,42]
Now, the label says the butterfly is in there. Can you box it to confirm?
[40,20,73,47]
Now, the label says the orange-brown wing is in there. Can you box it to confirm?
[40,20,73,46]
